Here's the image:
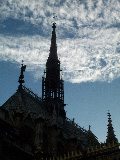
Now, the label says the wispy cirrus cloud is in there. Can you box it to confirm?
[0,0,120,83]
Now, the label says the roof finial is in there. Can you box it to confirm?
[89,125,91,131]
[52,12,57,31]
[18,60,26,90]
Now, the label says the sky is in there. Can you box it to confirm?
[0,0,120,143]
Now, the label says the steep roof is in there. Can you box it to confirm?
[0,84,99,151]
[1,85,45,117]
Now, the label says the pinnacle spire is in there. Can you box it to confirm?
[42,23,66,119]
[106,111,118,144]
[49,23,57,59]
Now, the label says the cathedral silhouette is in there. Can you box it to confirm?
[0,23,120,160]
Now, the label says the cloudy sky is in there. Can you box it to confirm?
[0,0,120,143]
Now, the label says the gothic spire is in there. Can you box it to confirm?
[42,23,66,118]
[106,111,118,144]
[49,22,57,59]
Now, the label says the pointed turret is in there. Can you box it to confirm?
[42,23,66,118]
[106,112,118,144]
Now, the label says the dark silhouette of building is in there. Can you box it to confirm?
[0,23,119,160]
[42,23,65,119]
[106,112,118,145]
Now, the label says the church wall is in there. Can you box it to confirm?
[0,109,5,120]
[48,125,58,156]
[34,119,44,148]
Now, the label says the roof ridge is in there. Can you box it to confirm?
[22,85,41,102]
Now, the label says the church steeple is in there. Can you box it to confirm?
[42,23,66,118]
[106,112,118,144]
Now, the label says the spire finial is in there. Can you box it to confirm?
[89,125,91,131]
[52,22,56,31]
[53,13,57,28]
[52,2,57,35]
[18,60,26,90]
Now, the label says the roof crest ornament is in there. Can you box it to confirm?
[18,60,26,90]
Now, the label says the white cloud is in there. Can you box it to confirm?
[0,30,120,83]
[0,0,120,83]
